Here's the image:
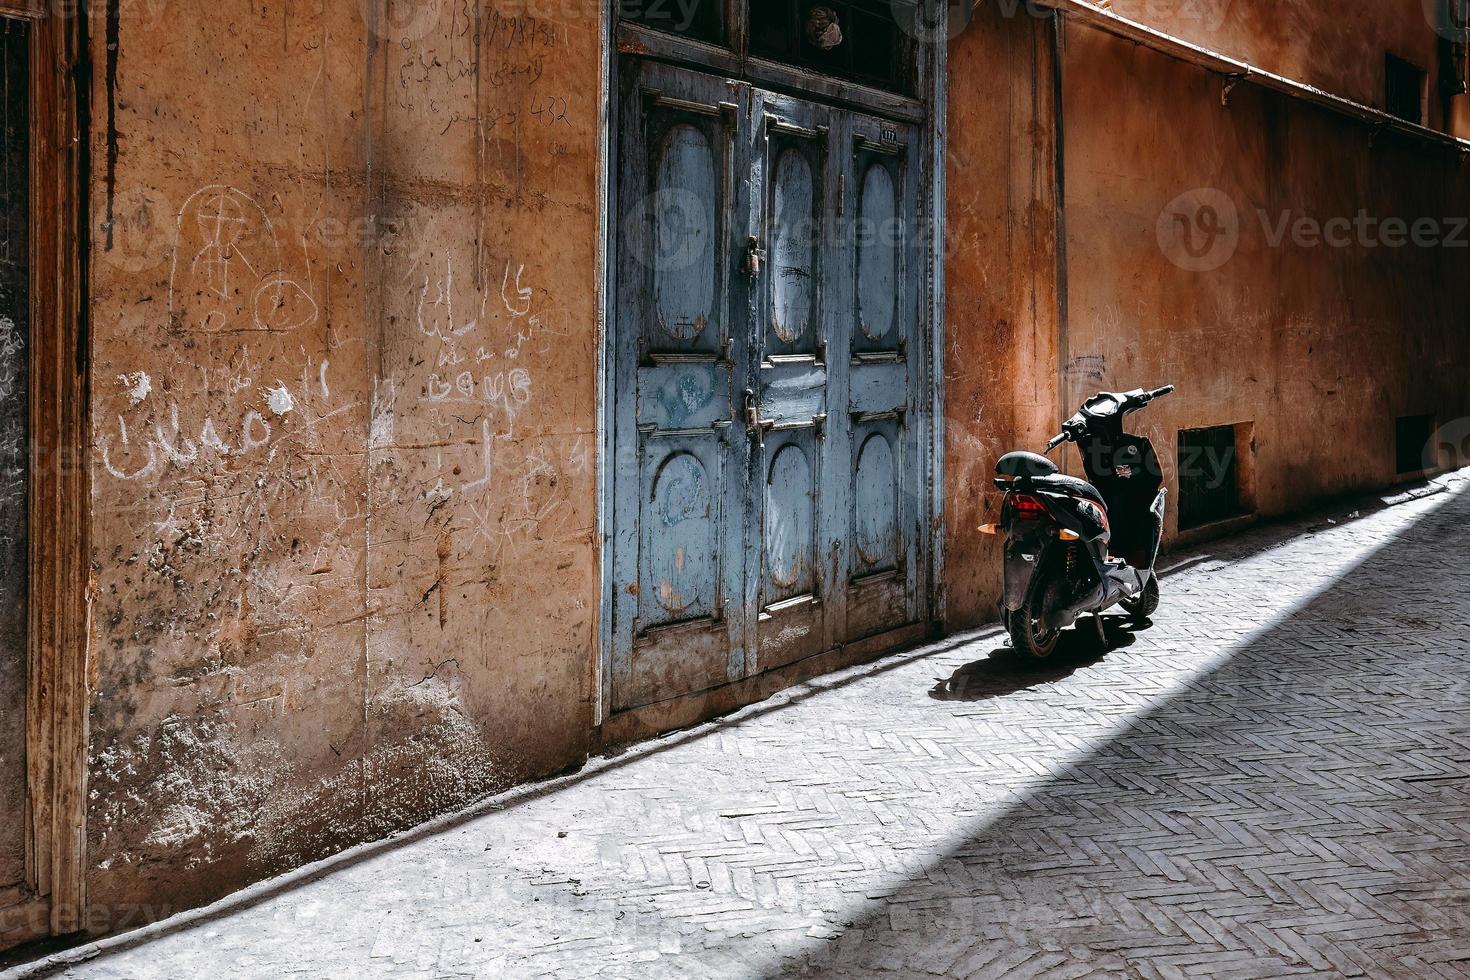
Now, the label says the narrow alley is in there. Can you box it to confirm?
[13,476,1470,979]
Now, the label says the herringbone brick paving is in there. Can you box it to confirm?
[14,478,1470,979]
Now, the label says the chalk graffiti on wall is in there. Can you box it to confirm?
[377,235,590,564]
[101,152,592,642]
[79,4,618,904]
[100,180,338,486]
[99,393,298,482]
[167,185,319,335]
[415,257,570,440]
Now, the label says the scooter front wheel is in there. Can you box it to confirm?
[1121,576,1160,621]
[1008,576,1060,660]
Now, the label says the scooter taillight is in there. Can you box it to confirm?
[1010,493,1049,521]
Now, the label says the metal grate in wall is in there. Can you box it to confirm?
[1396,414,1435,474]
[1177,424,1242,530]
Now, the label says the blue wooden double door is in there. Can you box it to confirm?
[611,61,929,713]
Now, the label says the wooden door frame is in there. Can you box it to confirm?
[0,0,90,949]
[596,4,948,726]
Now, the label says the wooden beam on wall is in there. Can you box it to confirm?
[23,2,90,940]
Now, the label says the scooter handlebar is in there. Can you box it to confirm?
[1146,384,1175,400]
[1045,433,1068,452]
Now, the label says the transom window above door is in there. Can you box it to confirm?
[619,0,919,94]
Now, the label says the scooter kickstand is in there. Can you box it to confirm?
[1092,612,1108,646]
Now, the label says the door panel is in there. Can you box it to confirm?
[847,417,908,638]
[612,64,749,712]
[755,428,824,668]
[766,139,818,353]
[854,161,899,351]
[853,427,899,571]
[748,93,835,671]
[763,440,817,603]
[630,435,739,701]
[841,123,922,642]
[611,62,929,710]
[651,120,722,351]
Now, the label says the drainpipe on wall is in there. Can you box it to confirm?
[1050,10,1069,466]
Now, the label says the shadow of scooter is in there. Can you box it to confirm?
[928,615,1149,703]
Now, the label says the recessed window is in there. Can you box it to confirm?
[750,0,914,93]
[1396,414,1435,474]
[619,1,917,94]
[1386,54,1427,124]
[1177,425,1247,530]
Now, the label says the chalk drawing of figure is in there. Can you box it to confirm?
[168,185,314,334]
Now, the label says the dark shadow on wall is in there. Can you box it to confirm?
[775,485,1470,977]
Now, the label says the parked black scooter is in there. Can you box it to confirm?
[981,386,1175,658]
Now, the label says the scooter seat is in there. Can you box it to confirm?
[995,451,1058,478]
[1032,473,1107,507]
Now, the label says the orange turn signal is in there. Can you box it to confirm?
[1058,529,1081,541]
[978,524,998,535]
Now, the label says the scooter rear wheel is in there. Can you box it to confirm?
[1008,578,1060,660]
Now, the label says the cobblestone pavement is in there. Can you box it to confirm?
[14,478,1470,979]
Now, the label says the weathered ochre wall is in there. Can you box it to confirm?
[1102,0,1466,134]
[88,1,601,917]
[1062,25,1470,518]
[943,5,1470,628]
[942,3,1062,628]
